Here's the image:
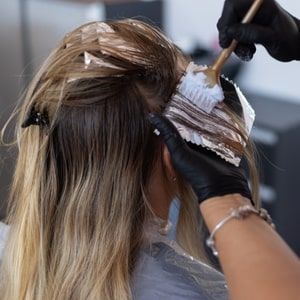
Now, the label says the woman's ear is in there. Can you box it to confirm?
[162,144,177,181]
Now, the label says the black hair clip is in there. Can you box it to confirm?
[21,103,50,134]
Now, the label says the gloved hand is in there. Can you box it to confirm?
[148,113,252,203]
[217,0,300,62]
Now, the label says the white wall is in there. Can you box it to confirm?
[27,0,105,72]
[0,0,23,117]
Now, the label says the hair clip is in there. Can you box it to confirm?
[21,104,50,134]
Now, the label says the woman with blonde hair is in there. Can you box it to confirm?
[0,19,259,299]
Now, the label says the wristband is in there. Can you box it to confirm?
[206,205,275,257]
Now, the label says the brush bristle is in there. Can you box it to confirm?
[177,64,224,113]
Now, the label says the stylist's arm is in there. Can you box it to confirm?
[148,113,300,300]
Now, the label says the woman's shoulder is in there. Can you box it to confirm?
[131,241,229,300]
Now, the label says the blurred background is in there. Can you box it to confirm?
[1,0,300,256]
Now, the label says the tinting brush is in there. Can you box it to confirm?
[201,0,264,94]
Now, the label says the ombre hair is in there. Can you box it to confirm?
[0,19,259,300]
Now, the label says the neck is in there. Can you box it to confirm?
[147,160,174,221]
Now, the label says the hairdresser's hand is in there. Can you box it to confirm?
[217,0,300,61]
[148,113,251,203]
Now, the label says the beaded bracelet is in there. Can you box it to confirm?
[206,205,275,257]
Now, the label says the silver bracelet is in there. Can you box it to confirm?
[206,205,275,257]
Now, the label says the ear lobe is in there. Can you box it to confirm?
[162,145,176,180]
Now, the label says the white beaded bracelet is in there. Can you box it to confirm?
[206,204,275,257]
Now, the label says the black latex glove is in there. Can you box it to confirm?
[148,113,252,203]
[217,0,300,62]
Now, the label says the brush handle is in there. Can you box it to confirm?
[211,0,264,72]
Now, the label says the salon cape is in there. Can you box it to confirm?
[0,220,228,299]
[131,218,229,300]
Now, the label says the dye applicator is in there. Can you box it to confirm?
[201,0,264,93]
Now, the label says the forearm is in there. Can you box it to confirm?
[200,194,300,300]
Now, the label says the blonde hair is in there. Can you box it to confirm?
[0,19,259,300]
